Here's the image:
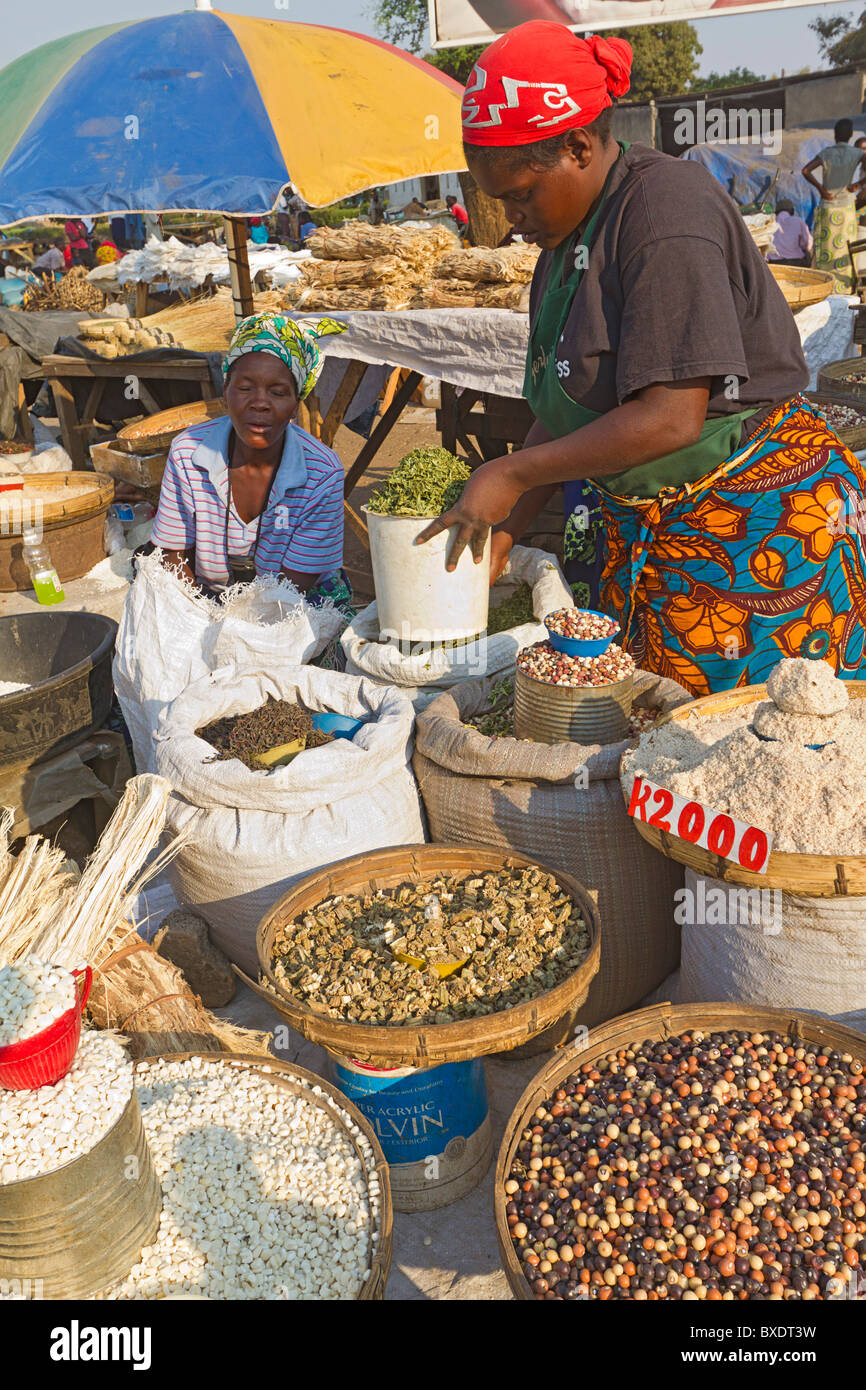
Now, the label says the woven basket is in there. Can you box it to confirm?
[817,357,866,400]
[116,400,226,453]
[769,263,835,312]
[495,1001,866,1300]
[622,683,866,895]
[237,843,601,1068]
[805,391,866,451]
[142,1052,392,1299]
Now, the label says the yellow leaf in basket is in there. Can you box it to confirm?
[392,949,468,980]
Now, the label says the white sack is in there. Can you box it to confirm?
[679,867,866,1034]
[340,545,573,710]
[113,551,344,773]
[154,663,426,975]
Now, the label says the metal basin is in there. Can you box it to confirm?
[0,612,117,769]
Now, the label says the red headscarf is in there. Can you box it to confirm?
[461,22,632,147]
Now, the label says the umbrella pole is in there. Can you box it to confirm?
[223,216,255,320]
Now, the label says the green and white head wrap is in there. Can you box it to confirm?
[223,313,345,400]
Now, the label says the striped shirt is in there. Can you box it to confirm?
[151,415,344,586]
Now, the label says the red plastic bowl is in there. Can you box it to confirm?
[0,966,92,1091]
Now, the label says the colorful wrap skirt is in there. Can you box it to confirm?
[813,198,859,294]
[596,396,866,696]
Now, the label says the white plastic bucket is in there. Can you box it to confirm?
[363,508,490,642]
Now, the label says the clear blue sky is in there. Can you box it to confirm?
[0,0,857,80]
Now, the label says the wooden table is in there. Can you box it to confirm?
[40,354,218,468]
[0,238,35,270]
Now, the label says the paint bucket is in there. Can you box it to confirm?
[327,1054,493,1212]
[363,508,490,643]
[513,666,633,745]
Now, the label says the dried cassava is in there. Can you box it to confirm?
[270,863,591,1025]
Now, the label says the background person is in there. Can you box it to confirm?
[803,120,866,291]
[32,237,67,276]
[768,199,813,267]
[64,217,92,268]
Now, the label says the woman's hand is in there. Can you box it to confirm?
[416,458,522,572]
[489,529,514,585]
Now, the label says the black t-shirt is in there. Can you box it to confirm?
[528,144,808,422]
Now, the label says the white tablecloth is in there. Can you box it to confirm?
[296,297,858,401]
[293,308,530,397]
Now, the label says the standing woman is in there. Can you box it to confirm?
[803,120,866,291]
[420,23,866,695]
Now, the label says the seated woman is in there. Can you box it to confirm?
[151,313,351,611]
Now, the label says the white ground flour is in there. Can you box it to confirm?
[0,681,29,696]
[765,656,849,714]
[622,659,866,854]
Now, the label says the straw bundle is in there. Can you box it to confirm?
[306,223,457,270]
[144,289,289,350]
[300,255,407,288]
[476,282,531,310]
[0,777,270,1058]
[287,284,413,311]
[409,285,478,309]
[434,246,539,284]
[410,281,529,310]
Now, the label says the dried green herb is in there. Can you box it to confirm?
[487,583,534,635]
[198,697,333,771]
[366,447,470,518]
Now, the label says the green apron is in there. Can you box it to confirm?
[522,143,757,503]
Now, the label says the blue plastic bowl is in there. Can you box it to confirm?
[312,712,366,741]
[544,609,620,658]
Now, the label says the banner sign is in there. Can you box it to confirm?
[429,0,843,49]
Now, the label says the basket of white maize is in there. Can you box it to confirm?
[0,1030,162,1298]
[93,1052,392,1301]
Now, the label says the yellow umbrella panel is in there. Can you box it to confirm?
[217,14,466,208]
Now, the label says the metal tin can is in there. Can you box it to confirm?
[0,1088,162,1299]
[514,666,633,746]
[328,1054,492,1212]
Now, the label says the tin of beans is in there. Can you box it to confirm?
[517,640,635,689]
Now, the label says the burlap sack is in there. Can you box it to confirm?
[413,670,691,1031]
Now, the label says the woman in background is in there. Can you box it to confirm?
[803,120,866,291]
[151,313,351,615]
[767,199,813,268]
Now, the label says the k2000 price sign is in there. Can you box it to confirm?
[627,775,773,875]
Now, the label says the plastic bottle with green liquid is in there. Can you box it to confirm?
[22,526,65,605]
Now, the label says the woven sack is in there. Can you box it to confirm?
[413,670,691,1030]
[680,868,866,1033]
[341,546,573,710]
[154,664,426,976]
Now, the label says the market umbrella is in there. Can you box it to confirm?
[0,4,465,310]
